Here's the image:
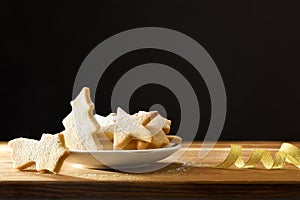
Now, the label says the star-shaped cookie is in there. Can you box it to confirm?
[114,107,152,149]
[132,111,171,149]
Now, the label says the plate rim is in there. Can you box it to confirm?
[70,143,181,153]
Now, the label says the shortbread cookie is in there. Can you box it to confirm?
[96,108,173,150]
[8,133,69,174]
[123,133,180,150]
[135,111,158,126]
[141,112,167,135]
[162,119,171,134]
[135,112,171,149]
[122,140,138,150]
[119,111,158,149]
[94,113,118,150]
[114,108,152,149]
[136,131,170,150]
[136,111,171,134]
[62,87,103,150]
[166,135,182,144]
[120,111,171,150]
[94,113,116,141]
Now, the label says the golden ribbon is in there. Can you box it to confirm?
[214,143,300,169]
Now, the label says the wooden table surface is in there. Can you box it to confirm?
[1,141,300,199]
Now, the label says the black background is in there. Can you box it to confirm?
[1,0,300,141]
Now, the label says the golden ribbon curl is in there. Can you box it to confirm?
[214,143,300,169]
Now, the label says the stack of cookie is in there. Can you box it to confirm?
[63,87,179,151]
[95,109,172,150]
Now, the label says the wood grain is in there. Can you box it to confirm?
[1,141,300,199]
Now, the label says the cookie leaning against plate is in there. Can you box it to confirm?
[62,87,103,150]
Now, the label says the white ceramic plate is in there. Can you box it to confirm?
[66,143,181,169]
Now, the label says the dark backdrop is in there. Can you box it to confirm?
[1,0,300,141]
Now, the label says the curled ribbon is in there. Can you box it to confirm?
[214,143,300,169]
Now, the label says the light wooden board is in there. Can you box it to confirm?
[1,141,300,198]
